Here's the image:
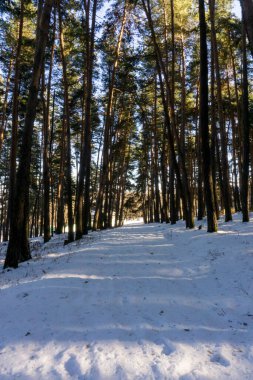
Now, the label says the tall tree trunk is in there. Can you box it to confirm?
[76,0,97,239]
[209,0,232,222]
[6,0,24,243]
[241,23,250,222]
[195,83,204,220]
[58,2,74,242]
[82,0,97,235]
[160,128,169,223]
[56,116,66,234]
[153,78,160,222]
[169,0,177,225]
[49,89,56,234]
[4,0,53,269]
[226,71,241,212]
[159,0,169,224]
[199,0,217,232]
[240,0,253,55]
[210,36,220,219]
[42,8,55,243]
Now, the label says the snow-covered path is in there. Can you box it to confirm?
[1,216,253,379]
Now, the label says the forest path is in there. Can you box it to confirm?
[0,216,253,379]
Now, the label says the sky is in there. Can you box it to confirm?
[233,0,241,18]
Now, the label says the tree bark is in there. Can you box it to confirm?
[76,0,97,239]
[4,0,53,269]
[6,0,24,242]
[240,0,253,55]
[240,23,250,222]
[58,2,74,242]
[209,0,232,222]
[42,8,56,243]
[199,0,217,232]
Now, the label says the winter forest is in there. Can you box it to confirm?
[0,0,251,267]
[1,0,253,378]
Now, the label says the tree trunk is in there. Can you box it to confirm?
[226,71,241,212]
[160,129,169,223]
[199,0,217,232]
[153,79,160,222]
[42,8,55,243]
[58,2,74,242]
[240,0,253,55]
[56,116,66,234]
[4,0,53,269]
[240,23,250,222]
[6,0,24,243]
[209,0,232,222]
[210,35,220,220]
[76,0,97,239]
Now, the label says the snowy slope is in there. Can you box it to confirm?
[0,214,253,379]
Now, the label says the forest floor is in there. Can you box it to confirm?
[0,214,253,379]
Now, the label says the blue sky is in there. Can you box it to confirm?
[233,0,241,17]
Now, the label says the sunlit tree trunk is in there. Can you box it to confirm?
[210,35,219,219]
[42,10,55,243]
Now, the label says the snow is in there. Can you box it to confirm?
[1,214,253,379]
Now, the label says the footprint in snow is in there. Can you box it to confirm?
[64,355,83,377]
[115,366,124,377]
[155,338,175,356]
[17,292,29,299]
[162,343,174,356]
[210,353,230,367]
[54,350,65,361]
[151,363,163,378]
